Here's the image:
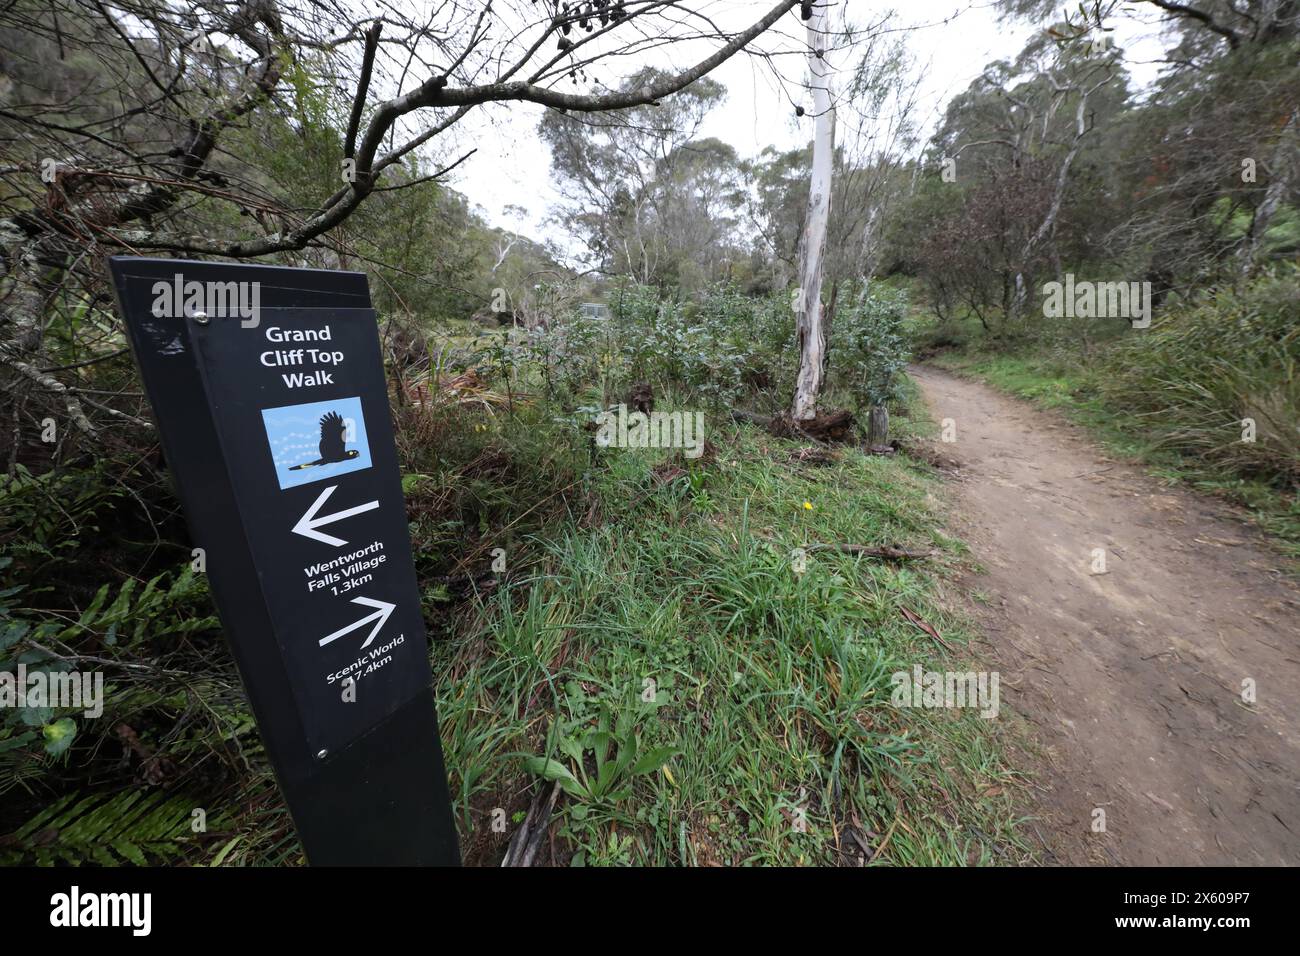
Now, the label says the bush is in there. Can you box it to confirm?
[1095,266,1300,488]
[509,282,796,412]
[831,283,912,410]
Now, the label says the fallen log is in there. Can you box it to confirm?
[501,781,561,867]
[730,408,774,428]
[807,543,935,560]
[731,408,857,445]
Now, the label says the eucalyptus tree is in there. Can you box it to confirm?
[538,70,730,287]
[996,0,1300,280]
[790,0,835,422]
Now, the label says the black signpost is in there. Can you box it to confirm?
[109,257,460,866]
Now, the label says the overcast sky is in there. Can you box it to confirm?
[441,1,1173,249]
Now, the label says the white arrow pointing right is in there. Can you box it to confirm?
[293,484,380,547]
[318,596,396,649]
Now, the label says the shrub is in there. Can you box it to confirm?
[1096,266,1300,488]
[832,283,912,410]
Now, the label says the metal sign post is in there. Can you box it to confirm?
[109,257,459,866]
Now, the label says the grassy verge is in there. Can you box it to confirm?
[1,284,1035,866]
[428,384,1033,866]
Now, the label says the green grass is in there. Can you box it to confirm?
[429,387,1033,866]
[4,282,1034,867]
[930,348,1300,556]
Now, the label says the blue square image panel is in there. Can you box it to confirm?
[261,396,372,489]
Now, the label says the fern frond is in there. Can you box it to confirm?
[2,790,199,866]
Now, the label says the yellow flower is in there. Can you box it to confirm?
[802,501,813,511]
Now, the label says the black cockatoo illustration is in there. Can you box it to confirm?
[289,411,360,470]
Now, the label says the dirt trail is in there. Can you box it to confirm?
[912,365,1300,866]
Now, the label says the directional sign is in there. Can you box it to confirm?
[293,485,381,547]
[109,257,459,866]
[319,596,396,649]
[194,310,432,757]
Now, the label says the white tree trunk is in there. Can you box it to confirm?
[1239,106,1298,275]
[1012,86,1091,321]
[791,3,835,421]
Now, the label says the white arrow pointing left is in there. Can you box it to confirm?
[318,596,396,649]
[293,484,380,547]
